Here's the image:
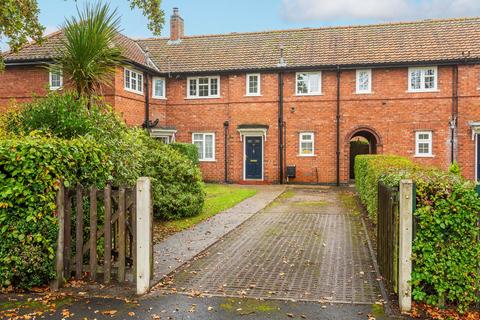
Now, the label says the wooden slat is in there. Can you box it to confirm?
[118,187,126,282]
[104,184,112,284]
[63,192,72,278]
[89,186,98,282]
[132,188,137,277]
[81,210,121,256]
[53,182,65,290]
[75,185,84,280]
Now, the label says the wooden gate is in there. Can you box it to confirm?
[377,182,400,294]
[53,182,139,288]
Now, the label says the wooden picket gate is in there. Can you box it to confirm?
[53,178,153,291]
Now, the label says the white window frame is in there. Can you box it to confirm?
[246,73,261,96]
[356,69,372,94]
[187,76,220,99]
[295,72,322,96]
[415,131,433,157]
[124,67,144,95]
[49,70,63,90]
[192,132,216,161]
[408,66,438,92]
[152,77,166,99]
[299,132,315,156]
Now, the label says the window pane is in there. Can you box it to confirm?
[189,79,197,96]
[155,79,164,97]
[358,71,369,91]
[410,70,421,89]
[138,74,143,92]
[308,74,320,93]
[125,70,131,89]
[205,135,213,159]
[297,73,308,94]
[210,78,218,96]
[301,134,312,141]
[199,78,209,97]
[248,75,258,94]
[131,76,137,91]
[424,69,435,89]
[301,142,313,154]
[193,136,204,159]
[418,142,429,154]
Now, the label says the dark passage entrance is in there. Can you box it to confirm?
[349,130,378,179]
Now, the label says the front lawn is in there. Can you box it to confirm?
[153,184,257,242]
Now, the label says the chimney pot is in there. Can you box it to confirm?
[170,7,184,41]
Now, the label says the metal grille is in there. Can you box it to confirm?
[157,189,381,304]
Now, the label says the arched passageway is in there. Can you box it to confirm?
[349,129,379,179]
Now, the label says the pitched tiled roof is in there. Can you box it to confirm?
[3,18,480,73]
[137,17,480,73]
[2,30,157,70]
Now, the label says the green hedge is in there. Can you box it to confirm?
[354,154,416,220]
[170,142,199,165]
[355,154,480,311]
[0,136,111,289]
[141,138,205,220]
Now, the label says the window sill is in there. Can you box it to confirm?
[49,87,62,91]
[199,159,217,162]
[414,154,435,158]
[355,91,373,95]
[298,154,316,157]
[407,89,439,93]
[185,96,222,100]
[244,94,262,97]
[295,93,323,97]
[152,96,167,100]
[124,87,144,96]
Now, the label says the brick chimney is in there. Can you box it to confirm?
[170,7,184,41]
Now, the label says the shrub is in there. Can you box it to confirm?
[140,137,205,220]
[170,142,199,165]
[355,154,480,311]
[0,136,111,289]
[354,154,416,220]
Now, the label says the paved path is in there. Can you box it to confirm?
[153,185,286,283]
[155,187,381,305]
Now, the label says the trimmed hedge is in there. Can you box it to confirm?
[169,142,199,165]
[0,136,111,289]
[355,154,480,311]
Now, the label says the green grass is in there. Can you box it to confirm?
[153,184,257,242]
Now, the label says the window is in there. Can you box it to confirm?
[124,68,143,94]
[192,133,215,161]
[158,136,171,144]
[356,69,372,93]
[187,76,220,98]
[49,70,63,90]
[415,131,433,156]
[246,73,261,96]
[299,132,314,156]
[296,72,321,95]
[152,77,166,99]
[408,67,437,92]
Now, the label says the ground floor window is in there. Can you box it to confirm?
[193,133,215,161]
[299,132,314,156]
[415,131,432,156]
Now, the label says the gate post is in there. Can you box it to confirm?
[136,177,152,295]
[399,179,413,313]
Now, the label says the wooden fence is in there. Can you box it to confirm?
[53,182,141,289]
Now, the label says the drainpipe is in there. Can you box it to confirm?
[450,65,459,164]
[144,72,150,129]
[278,72,285,184]
[223,121,229,183]
[336,66,341,186]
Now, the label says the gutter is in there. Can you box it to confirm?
[336,66,341,186]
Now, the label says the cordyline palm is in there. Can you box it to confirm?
[53,2,124,107]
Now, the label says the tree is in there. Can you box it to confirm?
[53,2,123,106]
[0,0,164,70]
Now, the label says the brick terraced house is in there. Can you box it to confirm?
[2,9,480,185]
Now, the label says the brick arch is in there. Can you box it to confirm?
[345,126,383,146]
[344,126,384,181]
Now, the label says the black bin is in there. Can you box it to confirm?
[286,165,296,178]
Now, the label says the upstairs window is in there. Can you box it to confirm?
[296,72,321,95]
[188,76,220,98]
[246,73,261,96]
[356,69,372,94]
[408,67,437,92]
[152,77,166,99]
[49,70,63,90]
[124,68,143,94]
[193,133,215,161]
[299,132,315,156]
[415,131,433,156]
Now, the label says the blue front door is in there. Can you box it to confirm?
[245,136,263,180]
